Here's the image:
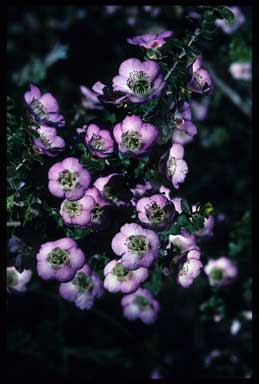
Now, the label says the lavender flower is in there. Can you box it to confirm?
[172,102,197,145]
[215,7,245,34]
[112,58,165,103]
[7,266,32,293]
[168,229,197,255]
[85,124,114,158]
[204,257,238,287]
[191,98,209,121]
[113,115,158,157]
[121,288,160,324]
[48,157,91,200]
[94,173,132,206]
[60,194,95,227]
[136,194,175,230]
[127,31,173,49]
[166,144,188,189]
[32,124,65,157]
[177,249,202,288]
[24,84,65,127]
[104,259,149,293]
[80,84,104,110]
[111,223,160,270]
[187,57,213,95]
[36,238,85,282]
[130,181,153,198]
[59,264,103,310]
[229,62,252,81]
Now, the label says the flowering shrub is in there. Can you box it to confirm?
[7,5,252,380]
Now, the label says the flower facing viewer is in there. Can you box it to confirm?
[204,257,238,287]
[85,124,114,158]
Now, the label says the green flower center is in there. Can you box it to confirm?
[58,170,78,190]
[127,70,151,97]
[113,264,129,280]
[127,235,149,255]
[91,205,104,223]
[121,131,141,151]
[73,271,92,292]
[7,270,18,286]
[30,100,48,119]
[63,200,82,217]
[210,268,224,281]
[47,247,69,267]
[167,157,176,177]
[90,134,105,151]
[134,295,151,309]
[146,202,166,223]
[103,186,117,203]
[38,133,51,148]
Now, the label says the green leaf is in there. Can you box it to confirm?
[217,6,235,24]
[191,213,204,230]
[180,199,191,215]
[177,213,189,226]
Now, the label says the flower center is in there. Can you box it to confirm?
[38,132,52,148]
[113,264,129,280]
[7,270,18,286]
[127,235,149,255]
[146,202,166,223]
[73,271,92,292]
[91,205,104,223]
[30,100,48,120]
[89,134,105,151]
[167,157,177,176]
[63,200,83,217]
[127,70,151,97]
[134,295,151,309]
[121,131,142,151]
[47,247,69,267]
[175,117,184,128]
[210,268,224,281]
[103,186,117,203]
[58,170,78,190]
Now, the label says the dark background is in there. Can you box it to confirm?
[7,5,252,380]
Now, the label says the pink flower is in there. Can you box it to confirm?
[7,266,32,293]
[31,124,65,157]
[85,124,114,158]
[204,257,238,287]
[187,57,213,95]
[177,249,202,288]
[166,144,188,189]
[80,84,104,110]
[127,31,173,49]
[229,62,252,81]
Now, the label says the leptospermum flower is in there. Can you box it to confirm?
[172,102,197,145]
[166,144,188,189]
[113,115,158,157]
[104,259,148,293]
[24,84,65,127]
[229,62,252,81]
[191,98,209,121]
[127,31,173,49]
[80,85,104,110]
[112,58,165,103]
[94,173,132,206]
[32,124,65,157]
[7,266,32,293]
[131,181,153,198]
[111,223,160,270]
[136,194,175,230]
[85,124,114,158]
[177,249,202,288]
[192,204,215,238]
[121,288,160,324]
[204,257,238,288]
[36,238,85,282]
[84,186,110,229]
[59,264,103,310]
[48,157,91,200]
[187,57,213,95]
[168,229,197,256]
[215,6,245,34]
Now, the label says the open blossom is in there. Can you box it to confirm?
[104,259,149,293]
[48,157,91,200]
[172,102,197,145]
[112,223,160,270]
[136,194,175,230]
[127,31,173,49]
[177,249,202,288]
[59,264,103,310]
[94,173,132,206]
[204,257,238,288]
[112,58,165,103]
[36,238,85,282]
[32,124,65,157]
[215,6,245,34]
[113,115,158,157]
[168,229,197,255]
[80,84,104,110]
[187,57,213,95]
[121,288,160,324]
[24,84,65,127]
[85,124,114,158]
[229,62,252,81]
[166,144,188,189]
[7,266,32,293]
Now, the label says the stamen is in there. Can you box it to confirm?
[58,170,78,190]
[121,131,141,151]
[47,247,69,267]
[127,235,149,255]
[127,70,151,97]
